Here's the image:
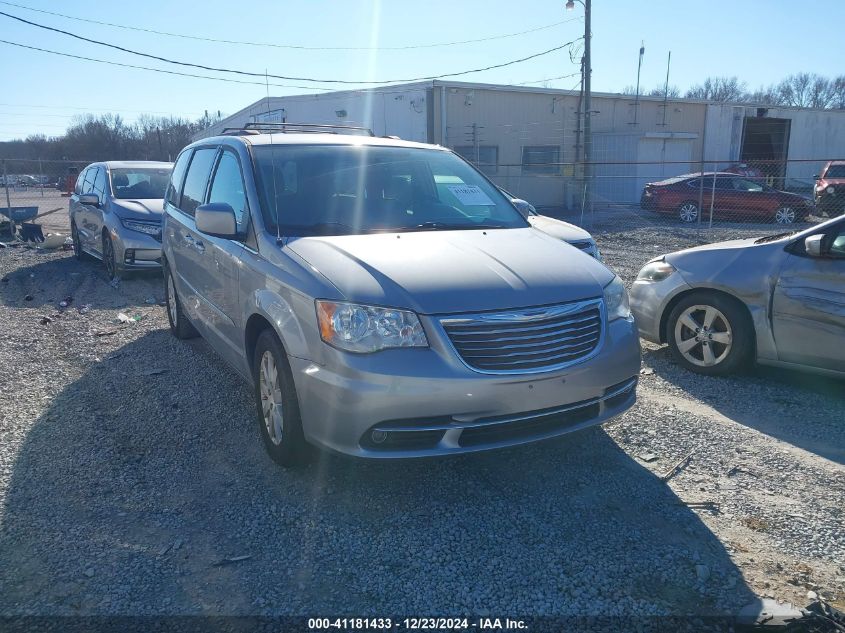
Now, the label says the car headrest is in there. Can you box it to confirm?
[113,173,129,187]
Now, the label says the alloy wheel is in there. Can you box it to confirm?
[166,273,178,326]
[775,207,796,224]
[259,350,284,446]
[673,304,733,368]
[679,203,698,223]
[103,235,116,278]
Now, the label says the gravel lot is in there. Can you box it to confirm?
[0,212,843,621]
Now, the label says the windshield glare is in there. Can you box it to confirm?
[253,145,527,235]
[110,168,171,200]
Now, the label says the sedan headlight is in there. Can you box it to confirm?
[636,260,677,282]
[827,186,835,194]
[120,218,161,236]
[603,276,631,321]
[316,300,428,353]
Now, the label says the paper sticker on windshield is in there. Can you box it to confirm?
[447,184,495,206]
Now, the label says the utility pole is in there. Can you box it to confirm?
[582,0,592,217]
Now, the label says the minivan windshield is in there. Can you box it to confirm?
[252,145,528,235]
[110,168,171,200]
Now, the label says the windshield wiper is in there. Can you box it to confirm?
[276,222,357,236]
[754,230,798,244]
[407,222,510,232]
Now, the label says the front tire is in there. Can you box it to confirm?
[678,201,699,223]
[253,329,310,467]
[164,263,198,339]
[102,232,121,280]
[666,292,753,376]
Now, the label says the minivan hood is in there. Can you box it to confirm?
[111,198,164,220]
[526,214,593,242]
[288,228,613,315]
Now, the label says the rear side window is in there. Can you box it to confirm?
[74,169,87,195]
[165,150,191,207]
[207,150,248,229]
[179,148,217,216]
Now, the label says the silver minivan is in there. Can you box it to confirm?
[162,125,640,466]
[69,161,172,279]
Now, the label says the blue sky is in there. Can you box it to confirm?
[1,0,844,141]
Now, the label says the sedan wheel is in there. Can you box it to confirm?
[678,202,699,223]
[666,292,753,376]
[673,305,733,368]
[774,206,797,224]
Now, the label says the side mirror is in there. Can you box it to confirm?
[804,234,825,257]
[79,193,99,206]
[812,174,819,180]
[195,202,238,238]
[511,198,533,219]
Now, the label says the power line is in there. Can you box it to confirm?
[0,39,333,91]
[0,10,582,85]
[517,72,582,86]
[0,0,581,51]
[0,102,206,115]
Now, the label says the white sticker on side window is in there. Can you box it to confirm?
[447,184,495,206]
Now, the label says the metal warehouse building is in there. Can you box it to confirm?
[198,81,845,211]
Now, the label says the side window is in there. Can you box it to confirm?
[521,146,560,175]
[81,167,98,195]
[207,150,248,228]
[165,150,191,208]
[827,224,845,258]
[715,176,734,190]
[179,148,217,216]
[75,168,88,195]
[93,167,108,199]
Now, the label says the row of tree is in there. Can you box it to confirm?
[624,73,845,109]
[0,111,222,167]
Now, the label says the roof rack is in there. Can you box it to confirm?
[221,122,375,137]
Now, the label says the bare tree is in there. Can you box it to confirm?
[647,85,681,98]
[774,73,835,108]
[832,75,845,109]
[685,76,748,102]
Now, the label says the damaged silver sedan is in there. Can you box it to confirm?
[630,215,845,377]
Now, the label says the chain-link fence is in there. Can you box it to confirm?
[0,158,90,238]
[461,158,838,235]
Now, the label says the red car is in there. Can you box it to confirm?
[814,160,845,217]
[640,172,813,224]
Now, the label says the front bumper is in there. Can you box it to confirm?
[289,316,641,458]
[630,273,694,343]
[111,226,162,271]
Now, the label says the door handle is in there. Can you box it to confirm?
[194,240,205,254]
[182,233,195,247]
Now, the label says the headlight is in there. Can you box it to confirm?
[827,186,835,194]
[121,218,161,236]
[315,300,428,353]
[636,260,677,282]
[603,276,631,321]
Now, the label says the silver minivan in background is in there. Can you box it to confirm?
[69,161,172,279]
[161,125,641,466]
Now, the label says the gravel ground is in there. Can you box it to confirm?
[0,216,843,621]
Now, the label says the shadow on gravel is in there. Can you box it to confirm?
[0,251,162,310]
[0,331,755,617]
[643,346,845,465]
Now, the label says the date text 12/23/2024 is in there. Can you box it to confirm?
[308,618,528,630]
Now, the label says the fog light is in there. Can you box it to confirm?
[124,248,135,264]
[370,430,389,444]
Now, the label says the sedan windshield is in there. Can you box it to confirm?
[110,168,171,200]
[252,145,527,235]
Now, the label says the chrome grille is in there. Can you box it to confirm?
[440,299,603,373]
